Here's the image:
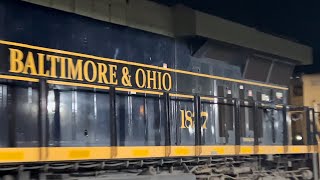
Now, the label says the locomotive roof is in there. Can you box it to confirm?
[21,0,313,65]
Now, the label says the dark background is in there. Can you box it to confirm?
[153,0,320,74]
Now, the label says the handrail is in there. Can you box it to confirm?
[0,77,316,148]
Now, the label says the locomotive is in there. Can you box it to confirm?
[0,0,317,179]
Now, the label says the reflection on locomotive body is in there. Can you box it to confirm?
[291,112,306,145]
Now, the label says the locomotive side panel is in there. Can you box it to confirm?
[0,0,315,165]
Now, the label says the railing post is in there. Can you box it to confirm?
[8,85,16,147]
[283,105,288,153]
[38,78,48,160]
[234,99,241,145]
[305,107,312,147]
[164,92,171,157]
[194,95,201,156]
[234,99,241,154]
[53,89,60,146]
[253,101,259,153]
[311,108,317,145]
[109,86,117,158]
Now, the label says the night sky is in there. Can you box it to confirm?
[153,0,320,74]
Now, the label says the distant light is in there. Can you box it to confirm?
[295,135,303,141]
